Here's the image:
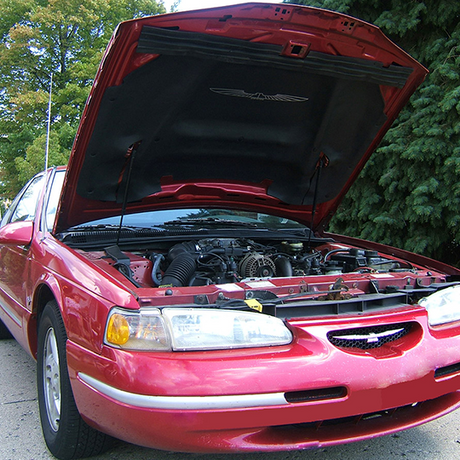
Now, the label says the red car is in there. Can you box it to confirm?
[1,3,460,459]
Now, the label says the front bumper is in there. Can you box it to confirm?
[66,306,460,452]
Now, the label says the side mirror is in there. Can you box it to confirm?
[0,221,34,246]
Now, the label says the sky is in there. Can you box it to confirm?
[163,0,282,13]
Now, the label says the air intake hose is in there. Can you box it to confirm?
[162,243,197,287]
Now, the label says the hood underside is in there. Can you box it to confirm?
[56,3,427,233]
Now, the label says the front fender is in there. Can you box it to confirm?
[29,237,138,356]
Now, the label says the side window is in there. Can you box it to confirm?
[9,175,46,224]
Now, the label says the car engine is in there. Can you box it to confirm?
[148,238,404,288]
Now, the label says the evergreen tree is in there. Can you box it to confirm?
[286,0,460,266]
[0,0,165,200]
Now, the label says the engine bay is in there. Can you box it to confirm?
[67,232,456,318]
[73,235,443,291]
[143,238,411,288]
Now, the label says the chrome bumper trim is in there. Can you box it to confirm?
[79,373,288,410]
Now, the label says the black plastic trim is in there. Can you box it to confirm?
[138,26,413,88]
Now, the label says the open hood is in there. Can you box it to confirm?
[56,3,427,234]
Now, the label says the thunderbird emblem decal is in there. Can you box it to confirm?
[210,88,309,102]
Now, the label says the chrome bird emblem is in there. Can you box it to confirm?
[210,88,309,102]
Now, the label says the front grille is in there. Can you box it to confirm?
[327,322,413,350]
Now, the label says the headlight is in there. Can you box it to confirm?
[419,285,460,326]
[105,308,171,350]
[105,307,292,351]
[163,308,292,351]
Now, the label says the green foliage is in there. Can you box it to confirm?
[0,0,165,199]
[287,0,460,266]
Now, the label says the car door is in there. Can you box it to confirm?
[0,173,45,336]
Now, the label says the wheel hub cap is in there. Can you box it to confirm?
[43,328,61,432]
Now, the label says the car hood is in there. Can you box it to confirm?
[56,3,427,234]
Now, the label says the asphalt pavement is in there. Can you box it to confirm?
[1,338,460,460]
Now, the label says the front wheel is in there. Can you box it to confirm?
[37,301,113,459]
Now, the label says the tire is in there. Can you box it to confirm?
[0,318,13,339]
[37,301,113,459]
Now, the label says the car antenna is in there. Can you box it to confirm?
[116,141,142,246]
[44,73,53,172]
[307,152,329,250]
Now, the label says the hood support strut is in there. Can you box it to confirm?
[308,152,329,248]
[103,141,143,288]
[116,141,141,246]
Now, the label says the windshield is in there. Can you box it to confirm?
[70,209,308,231]
[45,170,66,231]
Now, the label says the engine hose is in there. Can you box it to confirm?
[151,253,165,286]
[324,248,349,261]
[167,241,197,261]
[275,256,293,277]
[162,252,196,287]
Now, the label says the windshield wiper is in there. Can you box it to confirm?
[67,224,168,232]
[68,224,134,231]
[163,218,260,228]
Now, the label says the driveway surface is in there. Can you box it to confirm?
[1,338,460,460]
